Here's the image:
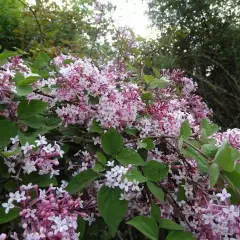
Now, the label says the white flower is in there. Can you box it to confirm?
[0,233,7,240]
[14,191,26,202]
[2,200,15,214]
[39,189,46,199]
[83,213,96,226]
[119,192,132,201]
[22,161,37,174]
[54,143,64,157]
[21,183,33,190]
[10,135,19,144]
[25,209,37,219]
[4,160,16,173]
[106,161,114,167]
[131,180,140,191]
[223,205,239,221]
[10,232,19,240]
[42,144,55,153]
[21,142,35,155]
[35,135,47,147]
[119,178,133,192]
[216,188,231,201]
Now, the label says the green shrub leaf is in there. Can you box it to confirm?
[147,181,164,202]
[101,128,123,155]
[0,120,18,149]
[127,216,159,240]
[66,169,100,194]
[98,186,128,237]
[116,148,145,166]
[0,208,20,224]
[159,219,184,230]
[143,161,168,181]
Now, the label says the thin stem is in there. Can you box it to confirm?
[125,135,175,144]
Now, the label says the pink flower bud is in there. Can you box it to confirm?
[0,234,7,240]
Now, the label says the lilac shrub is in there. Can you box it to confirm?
[0,52,240,239]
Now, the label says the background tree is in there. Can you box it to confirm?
[0,0,115,59]
[147,0,240,128]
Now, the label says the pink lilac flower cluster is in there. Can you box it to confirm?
[1,183,93,240]
[214,128,240,150]
[28,55,144,128]
[3,135,64,177]
[0,57,33,120]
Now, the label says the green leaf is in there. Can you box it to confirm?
[151,202,161,223]
[17,100,48,118]
[201,144,218,157]
[13,72,25,84]
[63,59,74,64]
[125,128,139,136]
[0,157,10,178]
[22,173,57,187]
[149,78,169,89]
[127,216,159,240]
[93,162,105,172]
[16,85,33,96]
[0,208,20,224]
[0,50,19,60]
[200,119,218,137]
[141,92,153,101]
[223,165,240,190]
[76,216,85,240]
[139,138,154,150]
[101,128,123,155]
[125,167,147,183]
[96,152,106,165]
[34,52,51,69]
[19,115,47,129]
[66,169,100,194]
[180,120,191,138]
[0,103,8,110]
[181,146,208,174]
[116,148,145,166]
[214,142,234,172]
[18,75,41,86]
[4,181,18,191]
[159,219,184,230]
[166,231,196,240]
[90,119,104,134]
[231,147,240,162]
[177,184,186,201]
[18,131,36,145]
[144,75,154,83]
[152,67,160,78]
[209,163,220,188]
[178,136,184,151]
[0,120,18,149]
[147,181,164,202]
[143,161,168,181]
[98,186,128,237]
[1,147,20,157]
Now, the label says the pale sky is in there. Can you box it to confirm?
[28,0,156,38]
[103,0,156,38]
